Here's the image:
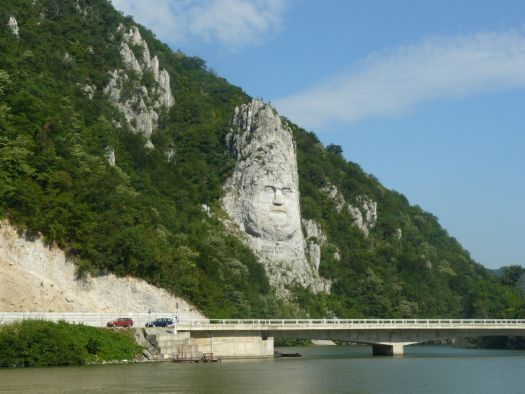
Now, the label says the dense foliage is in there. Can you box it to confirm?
[0,320,141,367]
[0,0,523,320]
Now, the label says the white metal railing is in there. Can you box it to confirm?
[0,312,200,328]
[195,319,525,327]
[1,314,525,329]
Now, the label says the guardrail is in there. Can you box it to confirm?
[191,319,525,328]
[200,319,525,326]
[0,312,201,327]
[1,314,525,329]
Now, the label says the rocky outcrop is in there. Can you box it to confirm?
[63,52,74,64]
[104,25,174,148]
[0,221,202,316]
[80,83,95,100]
[223,99,330,296]
[104,70,158,145]
[75,0,88,16]
[7,16,19,38]
[120,42,141,74]
[321,184,377,236]
[302,219,325,271]
[347,196,377,237]
[105,146,116,166]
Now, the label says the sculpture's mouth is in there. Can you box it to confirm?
[270,208,287,214]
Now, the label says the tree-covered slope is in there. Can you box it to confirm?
[0,0,281,318]
[0,0,523,319]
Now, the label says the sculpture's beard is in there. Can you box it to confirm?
[244,200,299,241]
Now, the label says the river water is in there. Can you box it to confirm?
[1,345,525,393]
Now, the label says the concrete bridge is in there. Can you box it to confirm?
[182,318,525,356]
[2,313,525,357]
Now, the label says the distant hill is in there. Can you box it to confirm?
[0,0,523,319]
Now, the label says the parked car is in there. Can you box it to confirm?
[145,318,175,327]
[106,317,134,328]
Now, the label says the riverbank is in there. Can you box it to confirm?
[0,320,142,368]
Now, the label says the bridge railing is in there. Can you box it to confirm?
[193,319,525,327]
[2,313,525,328]
[0,311,201,327]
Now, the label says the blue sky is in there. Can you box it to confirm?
[112,0,525,269]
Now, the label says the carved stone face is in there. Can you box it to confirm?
[223,99,302,243]
[244,174,300,241]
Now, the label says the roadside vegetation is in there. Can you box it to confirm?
[0,320,141,368]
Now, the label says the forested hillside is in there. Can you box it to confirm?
[0,0,523,319]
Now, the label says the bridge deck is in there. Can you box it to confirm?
[1,313,525,331]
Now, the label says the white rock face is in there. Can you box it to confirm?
[223,100,330,296]
[81,83,96,100]
[151,56,160,80]
[104,70,158,143]
[157,69,174,108]
[7,16,19,38]
[165,146,176,162]
[0,221,203,316]
[347,196,377,237]
[75,0,88,16]
[302,219,325,271]
[321,184,346,213]
[105,146,116,166]
[120,42,142,74]
[322,184,377,236]
[104,25,174,148]
[201,204,211,217]
[63,52,74,64]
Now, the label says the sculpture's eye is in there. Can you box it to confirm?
[281,187,292,195]
[264,186,275,193]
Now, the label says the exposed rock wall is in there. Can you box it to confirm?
[321,184,377,236]
[302,219,325,271]
[103,25,174,148]
[0,221,202,316]
[223,100,330,296]
[7,16,19,38]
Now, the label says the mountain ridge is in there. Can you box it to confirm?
[0,0,523,319]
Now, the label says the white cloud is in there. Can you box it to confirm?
[273,29,525,130]
[111,0,288,49]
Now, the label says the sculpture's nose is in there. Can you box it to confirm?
[273,190,284,205]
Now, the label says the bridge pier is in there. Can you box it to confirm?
[372,343,406,356]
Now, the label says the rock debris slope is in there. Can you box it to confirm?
[0,221,202,316]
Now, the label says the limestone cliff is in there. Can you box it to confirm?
[321,184,377,237]
[0,221,202,316]
[223,99,330,296]
[103,25,174,148]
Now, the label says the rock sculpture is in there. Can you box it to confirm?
[223,99,329,296]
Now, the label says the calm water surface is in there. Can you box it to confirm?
[1,345,525,393]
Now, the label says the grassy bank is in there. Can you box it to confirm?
[0,320,142,368]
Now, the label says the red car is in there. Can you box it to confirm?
[106,317,134,328]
